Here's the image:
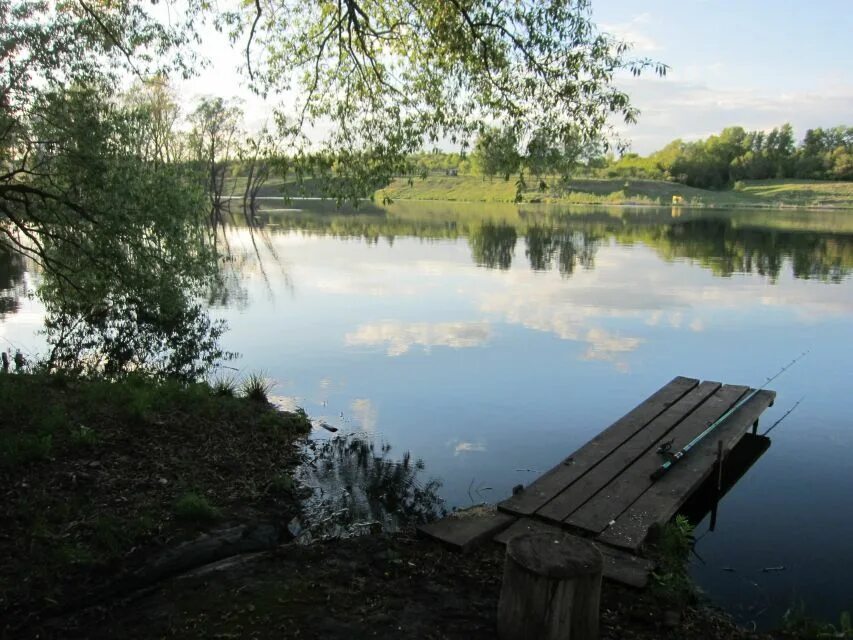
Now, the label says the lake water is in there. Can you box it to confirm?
[2,200,852,627]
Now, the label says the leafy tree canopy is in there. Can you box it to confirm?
[221,0,664,198]
[1,0,662,378]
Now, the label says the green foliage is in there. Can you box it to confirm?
[650,515,695,606]
[211,375,239,397]
[68,425,100,449]
[188,97,245,226]
[216,0,663,202]
[270,472,295,494]
[241,372,273,403]
[257,406,312,436]
[11,80,222,380]
[473,127,522,181]
[603,123,853,189]
[2,3,224,381]
[3,1,664,379]
[782,601,853,638]
[0,433,52,467]
[173,492,221,523]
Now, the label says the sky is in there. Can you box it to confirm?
[178,1,853,155]
[592,0,853,153]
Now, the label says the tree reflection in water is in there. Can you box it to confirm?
[0,246,26,319]
[292,434,445,542]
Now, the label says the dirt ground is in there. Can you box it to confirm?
[23,531,774,640]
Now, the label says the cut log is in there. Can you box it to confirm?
[497,531,603,640]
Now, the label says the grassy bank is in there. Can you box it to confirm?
[0,372,311,632]
[376,175,853,209]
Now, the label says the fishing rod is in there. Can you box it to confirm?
[649,351,809,482]
[761,396,805,436]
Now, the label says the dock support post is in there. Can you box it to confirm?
[497,531,603,640]
[710,440,724,531]
[716,440,724,492]
[751,419,759,435]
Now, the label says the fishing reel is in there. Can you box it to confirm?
[656,439,677,461]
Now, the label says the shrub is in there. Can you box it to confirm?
[173,491,220,523]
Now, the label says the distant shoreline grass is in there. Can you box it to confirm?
[375,176,853,210]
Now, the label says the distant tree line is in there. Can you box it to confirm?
[403,123,853,191]
[406,126,605,193]
[604,124,853,188]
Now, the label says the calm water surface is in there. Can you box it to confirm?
[2,201,852,626]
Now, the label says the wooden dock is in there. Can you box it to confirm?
[418,376,776,587]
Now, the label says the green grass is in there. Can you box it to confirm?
[379,175,520,202]
[241,372,273,403]
[68,424,100,449]
[735,178,853,208]
[210,374,238,397]
[649,515,696,606]
[0,372,313,618]
[782,601,853,638]
[173,492,221,523]
[0,432,53,467]
[376,175,853,210]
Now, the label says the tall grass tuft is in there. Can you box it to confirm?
[241,372,273,403]
[210,375,238,397]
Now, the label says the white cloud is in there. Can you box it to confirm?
[581,328,643,365]
[454,441,487,455]
[477,268,649,371]
[345,321,492,356]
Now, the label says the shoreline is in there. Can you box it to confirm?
[0,372,824,638]
[374,194,853,212]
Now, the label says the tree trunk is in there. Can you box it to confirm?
[497,531,603,640]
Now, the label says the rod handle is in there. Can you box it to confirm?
[650,466,667,481]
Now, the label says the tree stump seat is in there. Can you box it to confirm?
[497,531,603,640]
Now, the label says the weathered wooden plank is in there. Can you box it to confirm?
[536,381,721,524]
[494,518,656,589]
[566,384,750,535]
[498,376,699,517]
[417,511,516,551]
[596,390,776,551]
